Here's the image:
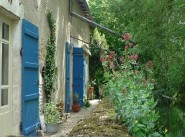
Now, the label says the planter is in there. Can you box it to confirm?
[72,103,80,112]
[88,87,94,94]
[45,123,61,134]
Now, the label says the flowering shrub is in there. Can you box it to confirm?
[101,33,160,136]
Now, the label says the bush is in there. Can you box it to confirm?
[84,99,91,107]
[101,33,160,136]
[43,101,61,124]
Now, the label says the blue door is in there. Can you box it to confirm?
[73,48,84,107]
[65,42,70,113]
[22,19,40,136]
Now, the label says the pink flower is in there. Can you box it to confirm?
[120,56,124,63]
[107,55,112,61]
[132,54,138,60]
[125,45,129,50]
[123,33,132,41]
[110,51,115,55]
[147,61,152,68]
[100,57,104,63]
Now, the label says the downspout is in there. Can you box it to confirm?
[69,0,122,37]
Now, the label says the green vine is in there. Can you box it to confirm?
[44,11,57,100]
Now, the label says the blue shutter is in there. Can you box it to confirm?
[73,48,84,107]
[22,19,40,136]
[65,42,70,113]
[83,59,87,97]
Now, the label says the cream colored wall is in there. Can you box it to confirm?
[70,0,90,100]
[0,0,23,135]
[0,0,20,17]
[21,0,90,109]
[70,0,90,47]
[20,0,70,104]
[0,0,90,135]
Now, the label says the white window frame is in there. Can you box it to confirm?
[0,15,12,109]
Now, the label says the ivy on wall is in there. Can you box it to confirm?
[44,11,57,100]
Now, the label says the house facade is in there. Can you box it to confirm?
[0,0,91,136]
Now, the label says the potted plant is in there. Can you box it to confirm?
[83,98,91,107]
[43,101,61,134]
[88,79,96,94]
[72,92,80,112]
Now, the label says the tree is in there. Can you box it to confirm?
[89,0,185,135]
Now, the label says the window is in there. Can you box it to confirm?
[0,21,10,107]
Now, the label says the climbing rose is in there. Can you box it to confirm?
[123,33,132,41]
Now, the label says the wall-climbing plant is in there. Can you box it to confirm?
[44,11,57,100]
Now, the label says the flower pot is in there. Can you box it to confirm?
[88,87,94,94]
[45,123,61,134]
[72,103,80,112]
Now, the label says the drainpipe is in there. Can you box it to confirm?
[69,0,122,37]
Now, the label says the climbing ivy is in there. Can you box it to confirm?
[44,11,57,100]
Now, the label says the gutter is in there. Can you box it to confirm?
[69,0,122,37]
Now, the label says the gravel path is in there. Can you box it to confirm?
[47,100,100,137]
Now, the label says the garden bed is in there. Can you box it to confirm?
[68,97,130,137]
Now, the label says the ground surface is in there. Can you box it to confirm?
[68,97,130,137]
[48,100,100,137]
[48,98,130,137]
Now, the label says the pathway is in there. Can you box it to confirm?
[47,100,100,137]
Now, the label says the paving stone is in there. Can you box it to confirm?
[47,100,100,137]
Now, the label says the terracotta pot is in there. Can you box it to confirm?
[72,103,80,112]
[88,87,94,94]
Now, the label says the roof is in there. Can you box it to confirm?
[77,0,93,20]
